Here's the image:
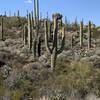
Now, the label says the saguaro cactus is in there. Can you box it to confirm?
[88,21,91,49]
[34,0,39,27]
[45,13,65,71]
[24,24,28,45]
[35,0,39,23]
[1,17,4,40]
[47,21,52,39]
[34,0,36,27]
[80,21,83,48]
[28,13,32,51]
[31,11,34,28]
[33,0,41,57]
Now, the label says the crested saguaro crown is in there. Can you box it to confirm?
[52,13,63,20]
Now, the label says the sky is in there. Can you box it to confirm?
[0,0,100,25]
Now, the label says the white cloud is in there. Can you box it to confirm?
[25,0,32,4]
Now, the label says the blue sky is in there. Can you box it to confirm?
[0,0,100,25]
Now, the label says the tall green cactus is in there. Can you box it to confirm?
[28,13,32,51]
[33,0,41,57]
[48,21,52,39]
[24,24,28,45]
[1,17,4,40]
[34,0,36,27]
[31,11,34,28]
[88,21,91,49]
[45,13,65,71]
[34,0,39,27]
[32,33,41,58]
[80,21,83,48]
[27,12,41,58]
[35,0,39,23]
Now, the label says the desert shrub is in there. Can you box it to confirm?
[92,27,100,39]
[44,61,100,99]
[0,57,100,99]
[0,73,8,96]
[11,89,24,100]
[0,16,27,29]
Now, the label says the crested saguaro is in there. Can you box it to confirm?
[45,13,65,71]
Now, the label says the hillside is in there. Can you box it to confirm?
[0,13,100,100]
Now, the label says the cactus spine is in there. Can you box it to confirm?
[80,21,83,48]
[45,13,65,71]
[88,21,91,49]
[1,17,4,40]
[28,13,32,51]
